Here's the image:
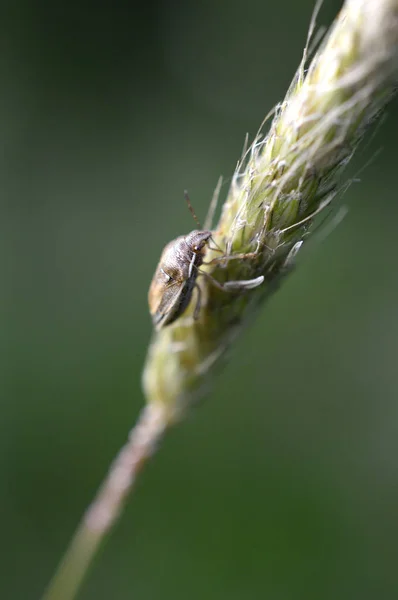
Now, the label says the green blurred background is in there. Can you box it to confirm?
[3,0,398,598]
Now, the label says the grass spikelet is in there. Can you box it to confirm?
[143,0,398,422]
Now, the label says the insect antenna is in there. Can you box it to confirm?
[184,190,202,228]
[184,189,224,255]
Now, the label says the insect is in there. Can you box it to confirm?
[148,192,264,330]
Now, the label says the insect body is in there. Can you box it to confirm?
[148,228,264,330]
[148,230,211,330]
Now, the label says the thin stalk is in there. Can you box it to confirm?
[42,405,167,600]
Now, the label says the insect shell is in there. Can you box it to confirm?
[148,230,212,330]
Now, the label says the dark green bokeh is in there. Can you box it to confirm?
[2,1,398,598]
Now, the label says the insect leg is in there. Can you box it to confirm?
[223,276,264,290]
[199,270,264,292]
[203,251,259,266]
[204,236,272,266]
[206,243,224,254]
[193,284,202,320]
[188,251,197,277]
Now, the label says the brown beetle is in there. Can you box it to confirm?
[148,230,212,330]
[148,228,264,330]
[148,190,264,330]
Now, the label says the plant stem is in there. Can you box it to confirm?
[42,404,167,600]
